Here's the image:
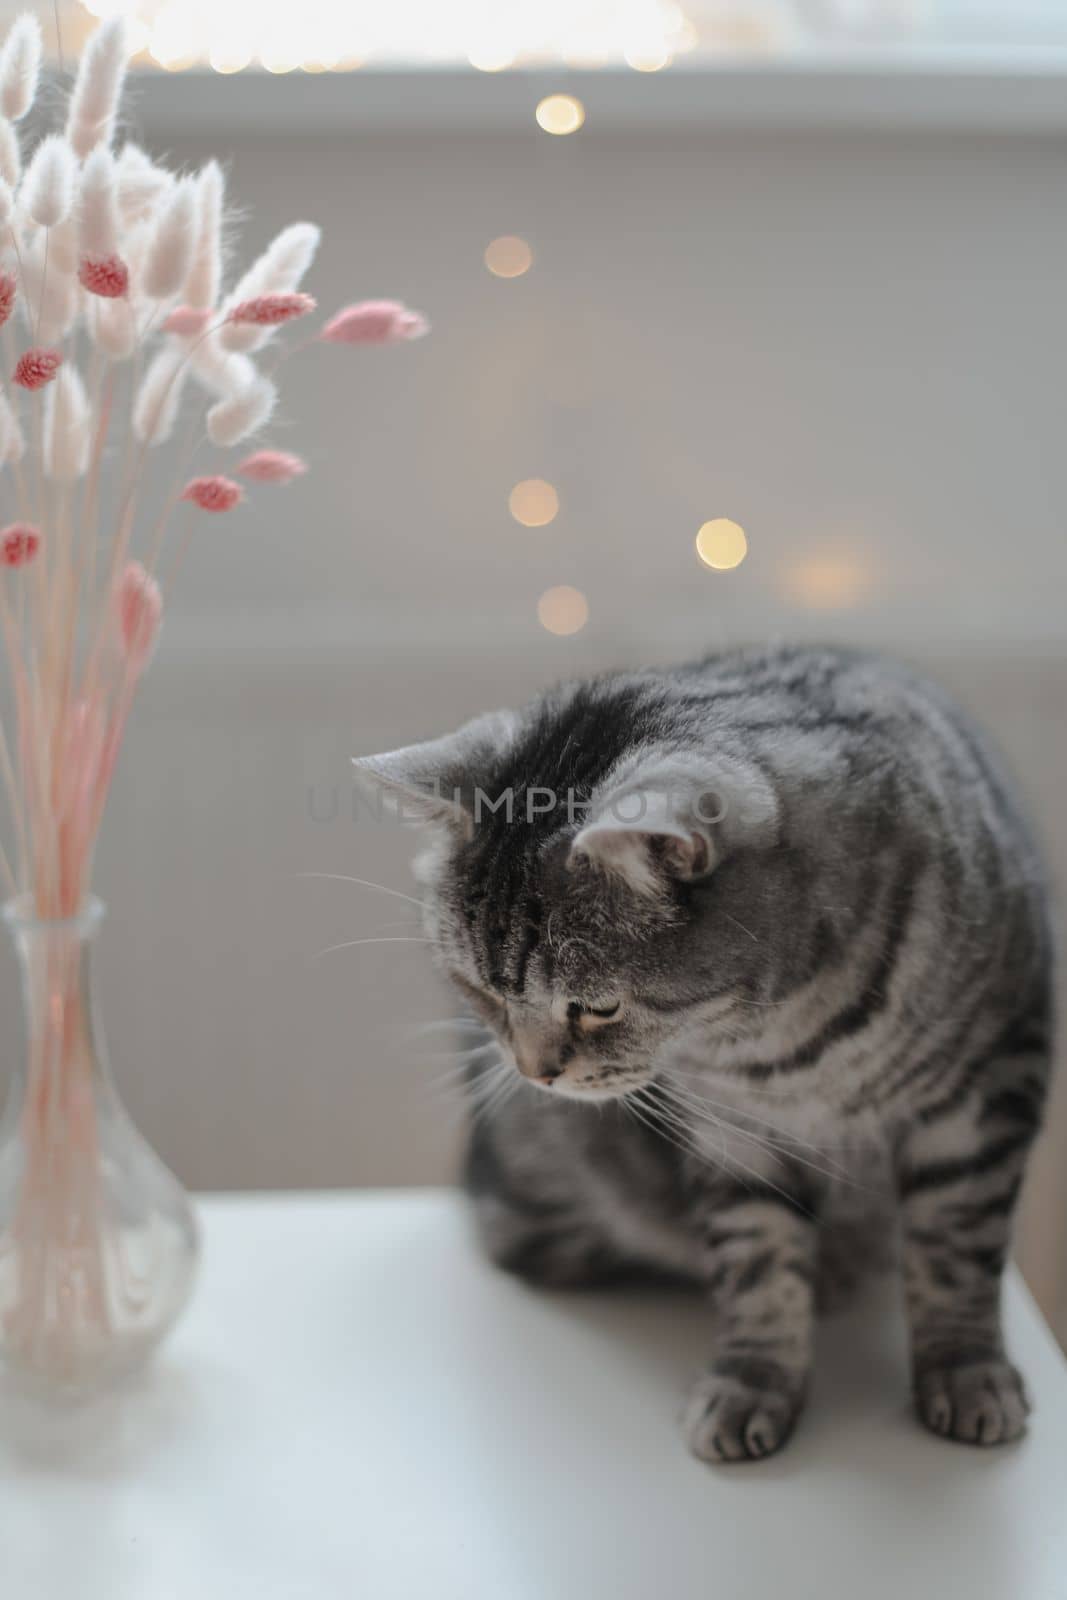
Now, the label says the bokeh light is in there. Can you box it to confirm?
[509,479,559,527]
[624,43,672,70]
[484,236,533,279]
[535,94,586,135]
[784,555,869,610]
[695,518,748,571]
[538,586,588,635]
[75,2,715,76]
[468,43,516,71]
[149,3,201,70]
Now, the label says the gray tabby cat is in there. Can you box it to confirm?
[356,646,1051,1463]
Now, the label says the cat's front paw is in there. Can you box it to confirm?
[682,1366,804,1464]
[914,1358,1030,1446]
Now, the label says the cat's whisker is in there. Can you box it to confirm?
[623,1093,695,1164]
[407,1017,486,1038]
[664,1063,826,1106]
[661,1073,857,1169]
[632,1086,820,1218]
[626,1088,720,1167]
[467,1064,520,1123]
[721,911,759,944]
[636,1085,732,1169]
[481,1071,520,1119]
[633,1086,727,1162]
[657,1077,846,1170]
[296,871,426,912]
[311,935,431,960]
[722,994,796,1010]
[652,1080,878,1196]
[427,1051,507,1106]
[636,1094,740,1183]
[426,1045,503,1089]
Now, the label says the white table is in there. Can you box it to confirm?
[3,1190,1066,1600]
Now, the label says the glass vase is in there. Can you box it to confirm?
[0,897,199,1396]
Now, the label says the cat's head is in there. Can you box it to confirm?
[354,682,785,1101]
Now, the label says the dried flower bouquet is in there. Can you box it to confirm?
[0,13,427,1388]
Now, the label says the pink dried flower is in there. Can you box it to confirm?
[181,474,244,513]
[115,561,163,669]
[318,300,429,346]
[236,449,307,484]
[228,291,316,328]
[1,522,40,567]
[162,304,214,338]
[0,272,16,330]
[78,253,129,299]
[13,346,62,390]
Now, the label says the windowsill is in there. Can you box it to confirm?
[127,55,1067,138]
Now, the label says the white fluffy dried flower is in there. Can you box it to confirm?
[21,231,78,343]
[219,222,320,352]
[116,143,173,224]
[22,134,76,228]
[189,334,255,398]
[48,214,79,278]
[184,160,224,310]
[0,388,25,464]
[88,294,136,360]
[133,344,187,445]
[0,118,18,188]
[43,365,91,480]
[66,17,128,160]
[0,14,41,123]
[79,146,120,261]
[206,373,276,447]
[143,179,196,301]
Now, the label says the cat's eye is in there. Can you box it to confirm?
[574,999,623,1028]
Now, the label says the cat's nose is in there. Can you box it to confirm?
[512,1040,562,1084]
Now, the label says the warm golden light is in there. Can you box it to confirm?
[535,95,586,136]
[209,45,252,73]
[695,519,748,571]
[108,1,705,76]
[785,555,869,610]
[468,45,516,71]
[624,44,673,70]
[82,0,131,16]
[509,479,559,527]
[484,236,533,279]
[149,3,199,69]
[538,586,588,636]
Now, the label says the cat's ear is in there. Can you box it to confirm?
[568,750,778,896]
[353,708,519,836]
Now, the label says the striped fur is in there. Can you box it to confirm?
[357,646,1052,1462]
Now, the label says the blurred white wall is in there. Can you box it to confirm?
[2,83,1065,1326]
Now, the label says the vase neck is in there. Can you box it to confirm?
[2,897,111,1096]
[2,896,106,948]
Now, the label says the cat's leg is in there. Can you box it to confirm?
[465,1123,636,1288]
[896,1043,1047,1446]
[683,1190,817,1464]
[472,1190,639,1287]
